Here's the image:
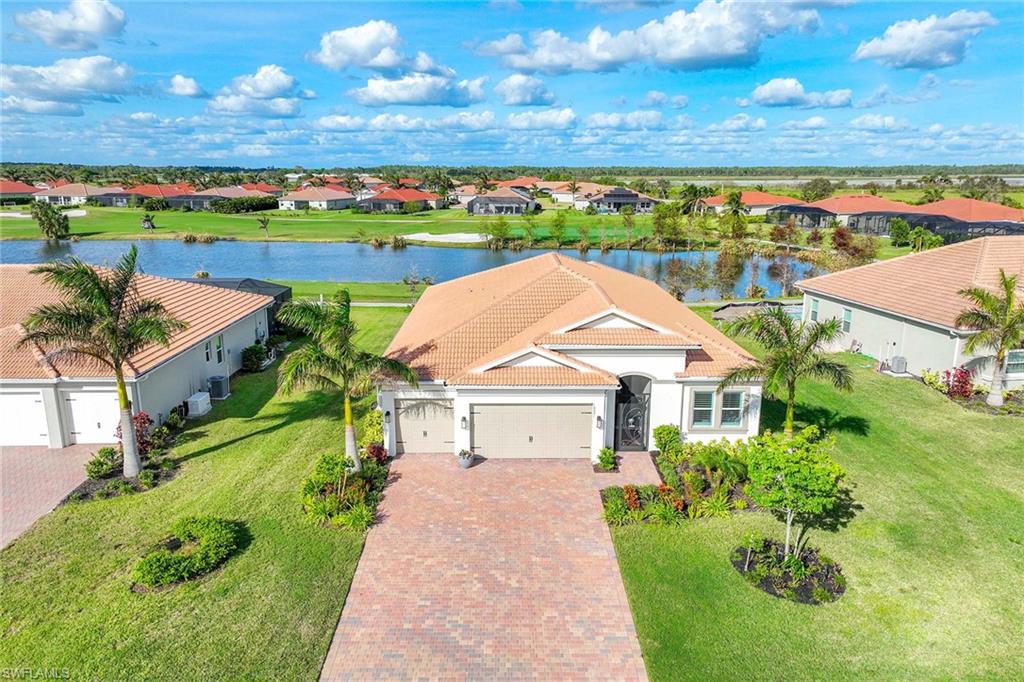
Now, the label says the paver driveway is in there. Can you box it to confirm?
[321,453,650,681]
[1,444,93,548]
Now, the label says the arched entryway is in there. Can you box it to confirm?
[615,374,651,451]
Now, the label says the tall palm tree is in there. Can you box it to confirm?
[277,289,418,471]
[956,269,1024,407]
[720,306,853,436]
[567,179,580,205]
[344,173,366,197]
[19,246,186,476]
[474,172,494,194]
[257,215,271,240]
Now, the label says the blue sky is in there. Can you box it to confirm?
[1,0,1022,167]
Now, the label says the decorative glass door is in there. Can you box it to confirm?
[615,375,651,451]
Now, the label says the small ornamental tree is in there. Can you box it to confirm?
[746,426,846,556]
[31,201,70,242]
[888,217,910,247]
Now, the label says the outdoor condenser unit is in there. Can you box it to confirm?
[208,375,231,400]
[890,356,908,374]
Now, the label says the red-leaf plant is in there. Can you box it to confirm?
[942,365,975,399]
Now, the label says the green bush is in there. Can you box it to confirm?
[333,502,375,531]
[653,424,681,452]
[164,411,184,430]
[301,453,390,529]
[241,344,268,372]
[603,497,629,526]
[597,447,616,471]
[85,446,120,480]
[133,516,241,588]
[138,470,156,489]
[209,196,278,213]
[142,197,171,211]
[105,479,135,496]
[357,409,384,450]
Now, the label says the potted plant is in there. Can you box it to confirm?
[457,449,474,469]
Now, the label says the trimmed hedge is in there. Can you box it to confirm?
[209,196,278,213]
[133,516,241,588]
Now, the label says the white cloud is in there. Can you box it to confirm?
[224,64,295,99]
[167,74,205,97]
[2,96,82,116]
[507,107,576,129]
[850,113,909,131]
[495,74,554,105]
[482,1,825,74]
[585,110,663,130]
[780,115,827,130]
[15,0,125,50]
[855,76,940,108]
[349,73,486,107]
[641,90,688,108]
[317,110,497,132]
[207,64,308,117]
[316,114,366,130]
[310,20,404,70]
[748,77,851,108]
[853,10,996,68]
[0,55,134,111]
[208,95,302,117]
[708,113,766,131]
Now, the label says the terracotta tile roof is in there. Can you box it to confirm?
[367,188,440,202]
[123,183,190,198]
[0,180,39,194]
[806,194,915,214]
[451,365,619,387]
[797,236,1024,330]
[536,328,699,347]
[1,265,273,380]
[476,187,531,200]
[240,182,283,193]
[455,184,478,194]
[704,191,804,207]
[280,187,354,201]
[33,183,119,198]
[196,186,269,198]
[495,176,543,187]
[386,253,753,385]
[551,182,612,197]
[912,197,1024,223]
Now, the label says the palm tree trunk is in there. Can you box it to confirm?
[116,369,141,477]
[343,392,361,472]
[784,382,796,436]
[987,360,1005,407]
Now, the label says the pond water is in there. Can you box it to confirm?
[0,239,818,301]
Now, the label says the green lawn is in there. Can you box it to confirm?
[0,306,407,679]
[613,341,1024,679]
[276,280,424,303]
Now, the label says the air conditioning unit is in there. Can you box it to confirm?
[186,391,212,417]
[208,375,231,400]
[891,356,908,374]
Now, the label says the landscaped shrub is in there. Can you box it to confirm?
[114,411,154,455]
[209,196,278,213]
[164,411,184,430]
[357,409,384,450]
[300,453,390,530]
[597,447,617,471]
[364,443,388,464]
[731,537,846,605]
[133,516,242,589]
[138,470,156,489]
[142,197,171,211]
[85,446,121,480]
[942,365,975,399]
[241,344,268,372]
[653,424,680,452]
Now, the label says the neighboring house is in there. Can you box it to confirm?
[466,187,536,215]
[796,236,1024,389]
[179,278,291,324]
[0,179,41,201]
[380,253,761,462]
[587,187,658,214]
[0,265,274,448]
[704,191,804,216]
[495,176,543,190]
[240,182,284,196]
[98,183,191,207]
[283,172,304,184]
[168,186,270,210]
[550,182,612,209]
[805,195,916,225]
[32,184,119,206]
[277,187,354,210]
[453,184,479,206]
[358,188,442,212]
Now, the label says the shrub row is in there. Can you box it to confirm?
[133,516,241,588]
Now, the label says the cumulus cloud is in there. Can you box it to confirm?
[642,90,688,108]
[167,74,206,97]
[708,113,767,132]
[15,0,125,50]
[855,74,940,108]
[850,113,909,131]
[747,77,851,108]
[584,110,663,130]
[349,73,486,107]
[0,55,134,115]
[507,107,576,129]
[208,64,308,117]
[780,116,827,130]
[2,96,82,116]
[316,110,497,131]
[853,10,996,69]
[494,74,554,105]
[481,1,826,74]
[310,20,404,70]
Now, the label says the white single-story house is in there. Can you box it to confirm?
[796,236,1024,390]
[358,188,443,212]
[550,182,613,210]
[587,187,658,214]
[278,187,355,210]
[32,183,120,206]
[453,184,479,206]
[704,191,804,217]
[467,187,536,215]
[379,254,762,462]
[0,265,274,448]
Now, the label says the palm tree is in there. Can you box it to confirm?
[277,289,418,471]
[567,179,580,206]
[956,269,1024,407]
[474,172,494,194]
[257,215,271,240]
[343,173,366,196]
[655,178,671,199]
[19,246,186,477]
[720,306,853,436]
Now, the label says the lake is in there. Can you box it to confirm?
[0,239,817,301]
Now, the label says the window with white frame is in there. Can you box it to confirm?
[842,308,852,333]
[204,340,211,362]
[1007,349,1024,374]
[720,391,744,427]
[691,391,714,427]
[215,335,224,363]
[810,298,819,321]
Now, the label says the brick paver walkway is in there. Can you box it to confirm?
[1,444,94,548]
[321,454,653,681]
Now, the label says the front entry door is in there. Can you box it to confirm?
[615,375,651,451]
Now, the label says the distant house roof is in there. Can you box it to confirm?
[912,197,1024,223]
[495,176,543,188]
[280,187,354,201]
[123,183,191,198]
[397,177,421,186]
[806,194,915,214]
[797,236,1024,330]
[551,181,612,197]
[367,188,440,202]
[33,183,120,198]
[0,179,39,195]
[179,278,291,303]
[589,187,658,203]
[360,176,385,186]
[711,300,784,321]
[455,184,478,195]
[705,191,804,207]
[240,182,284,193]
[475,187,532,201]
[194,186,270,199]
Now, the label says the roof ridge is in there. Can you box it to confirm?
[970,237,990,287]
[14,323,61,378]
[556,256,613,306]
[799,238,978,290]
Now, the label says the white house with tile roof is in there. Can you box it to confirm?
[379,253,762,461]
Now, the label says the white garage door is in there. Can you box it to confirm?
[394,399,454,454]
[0,391,49,446]
[470,404,592,459]
[64,390,119,444]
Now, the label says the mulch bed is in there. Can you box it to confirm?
[949,391,1024,417]
[731,539,846,605]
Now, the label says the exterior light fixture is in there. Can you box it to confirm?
[596,415,604,429]
[460,416,469,430]
[384,410,391,424]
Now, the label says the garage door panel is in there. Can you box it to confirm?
[471,404,591,459]
[395,399,454,454]
[64,390,119,444]
[0,391,49,446]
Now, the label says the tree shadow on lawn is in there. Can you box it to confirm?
[761,398,871,437]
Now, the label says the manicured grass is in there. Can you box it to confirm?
[276,279,424,303]
[613,347,1024,679]
[0,307,406,679]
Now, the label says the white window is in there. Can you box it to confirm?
[1007,349,1024,375]
[842,308,852,333]
[720,392,744,427]
[692,391,714,427]
[204,340,211,362]
[810,298,819,321]
[215,335,224,363]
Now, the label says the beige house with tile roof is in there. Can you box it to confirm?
[380,253,761,461]
[797,236,1024,388]
[0,265,274,448]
